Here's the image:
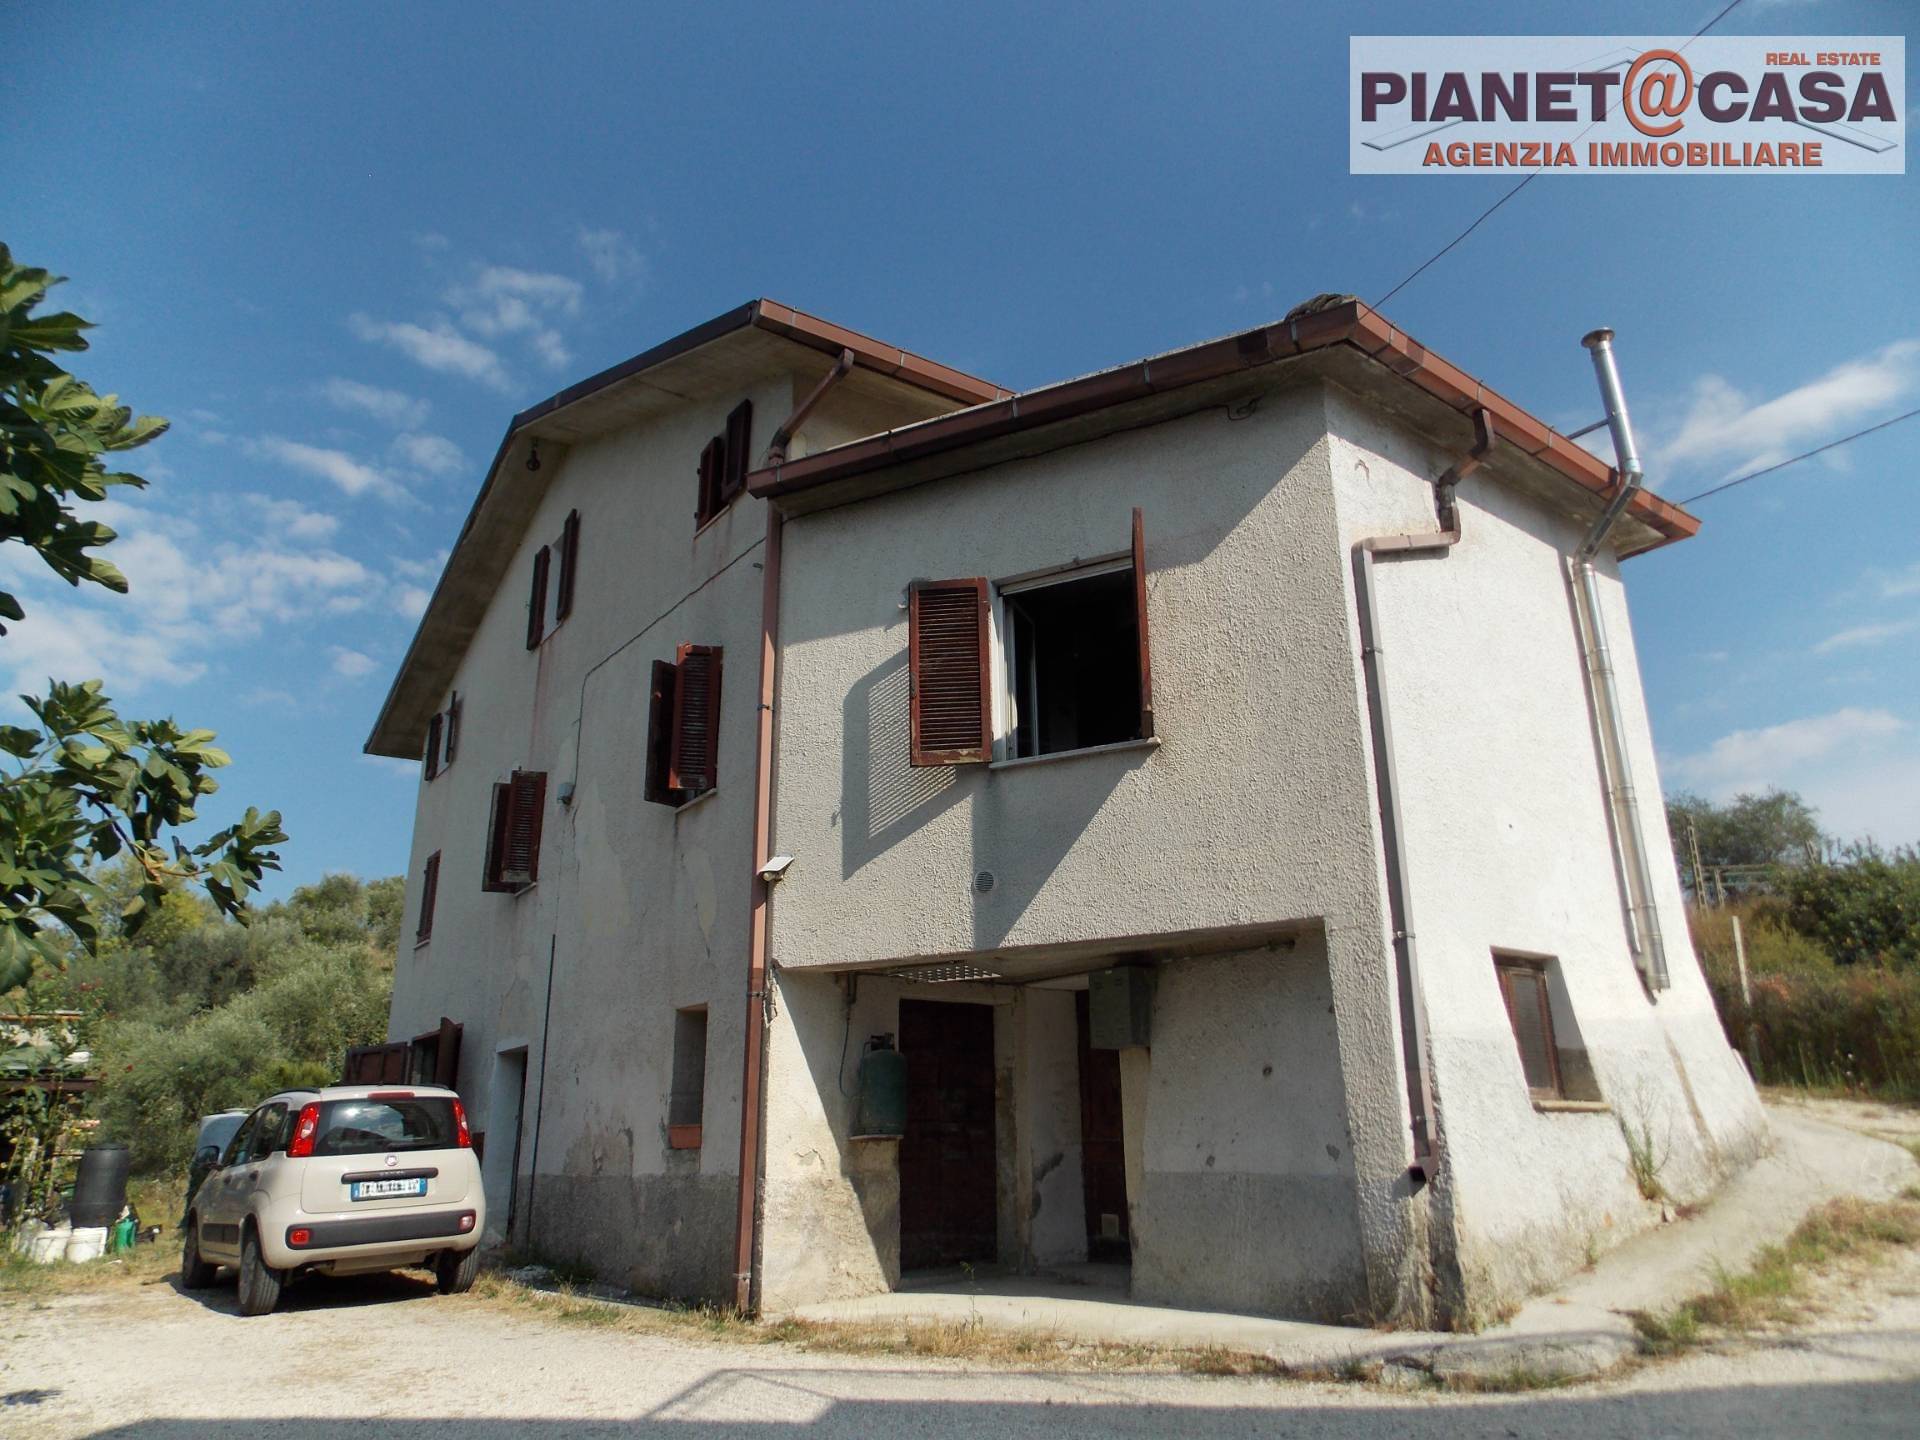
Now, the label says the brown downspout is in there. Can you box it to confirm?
[1351,407,1495,1185]
[732,348,856,1313]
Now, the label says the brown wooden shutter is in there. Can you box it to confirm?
[668,644,722,794]
[696,438,724,527]
[1496,960,1562,1097]
[424,712,443,780]
[444,693,460,763]
[556,509,581,621]
[502,769,547,885]
[417,851,440,941]
[721,399,753,504]
[909,578,992,765]
[433,1016,463,1092]
[1132,506,1155,740]
[526,545,551,649]
[644,659,680,805]
[482,781,514,891]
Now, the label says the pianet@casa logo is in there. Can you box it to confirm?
[1350,36,1904,176]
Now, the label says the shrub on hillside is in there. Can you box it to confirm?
[1695,901,1920,1100]
[1777,845,1920,969]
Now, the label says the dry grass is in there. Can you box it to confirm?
[467,1270,1288,1375]
[1633,1195,1920,1354]
[1,1176,186,1301]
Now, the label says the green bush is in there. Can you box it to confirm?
[1697,902,1920,1100]
[1778,845,1920,969]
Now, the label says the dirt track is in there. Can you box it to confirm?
[4,1239,1920,1438]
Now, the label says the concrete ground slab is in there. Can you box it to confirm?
[785,1100,1920,1381]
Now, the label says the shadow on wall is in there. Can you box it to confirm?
[840,652,964,879]
[68,1374,1920,1438]
[969,748,1151,953]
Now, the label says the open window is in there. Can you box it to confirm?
[645,645,722,805]
[667,1006,708,1149]
[694,400,753,529]
[908,508,1154,766]
[483,770,546,892]
[1494,954,1563,1100]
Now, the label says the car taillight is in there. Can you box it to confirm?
[287,1227,312,1247]
[451,1099,472,1148]
[368,1091,414,1101]
[287,1102,322,1158]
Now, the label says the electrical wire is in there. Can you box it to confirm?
[1674,406,1920,506]
[1372,0,1751,308]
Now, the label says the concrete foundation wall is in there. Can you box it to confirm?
[1130,934,1370,1322]
[1323,384,1767,1322]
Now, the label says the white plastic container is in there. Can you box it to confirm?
[64,1226,107,1262]
[29,1226,70,1263]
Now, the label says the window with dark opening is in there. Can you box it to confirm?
[668,1006,708,1148]
[416,851,440,943]
[694,399,753,529]
[644,645,722,806]
[482,770,546,892]
[1494,955,1563,1099]
[908,509,1155,767]
[1004,563,1143,759]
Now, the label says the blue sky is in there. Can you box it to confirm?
[6,0,1915,896]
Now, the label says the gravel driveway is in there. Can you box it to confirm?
[5,1242,1920,1440]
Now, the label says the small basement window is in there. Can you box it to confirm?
[1494,955,1563,1100]
[1003,562,1142,759]
[667,1007,708,1149]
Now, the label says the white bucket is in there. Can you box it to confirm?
[64,1226,108,1263]
[29,1227,70,1264]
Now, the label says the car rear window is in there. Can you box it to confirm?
[312,1097,458,1157]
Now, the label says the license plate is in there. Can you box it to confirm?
[350,1177,426,1200]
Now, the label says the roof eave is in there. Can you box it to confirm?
[746,301,1700,552]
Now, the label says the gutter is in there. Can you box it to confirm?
[1568,330,1670,992]
[732,356,859,1313]
[747,300,1698,551]
[1353,407,1496,1182]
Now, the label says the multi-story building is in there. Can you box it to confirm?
[366,296,1765,1327]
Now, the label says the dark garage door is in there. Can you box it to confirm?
[899,1000,998,1270]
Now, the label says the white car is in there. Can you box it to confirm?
[182,1084,486,1315]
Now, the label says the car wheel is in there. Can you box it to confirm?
[180,1220,217,1290]
[237,1228,284,1316]
[435,1245,482,1295]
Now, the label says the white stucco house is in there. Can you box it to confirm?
[366,295,1765,1328]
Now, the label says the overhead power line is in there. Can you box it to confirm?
[1674,406,1920,506]
[1372,0,1751,309]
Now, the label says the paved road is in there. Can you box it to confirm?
[4,1252,1918,1438]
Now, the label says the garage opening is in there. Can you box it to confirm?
[898,999,998,1270]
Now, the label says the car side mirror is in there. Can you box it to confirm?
[195,1145,219,1168]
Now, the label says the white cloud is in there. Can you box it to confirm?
[1666,707,1920,847]
[245,494,340,542]
[444,264,581,372]
[1813,617,1920,655]
[390,432,467,478]
[253,436,404,503]
[1656,338,1920,478]
[1,600,207,698]
[578,227,648,286]
[393,584,432,620]
[242,688,298,708]
[348,312,511,392]
[321,377,430,429]
[1873,563,1920,601]
[329,646,377,679]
